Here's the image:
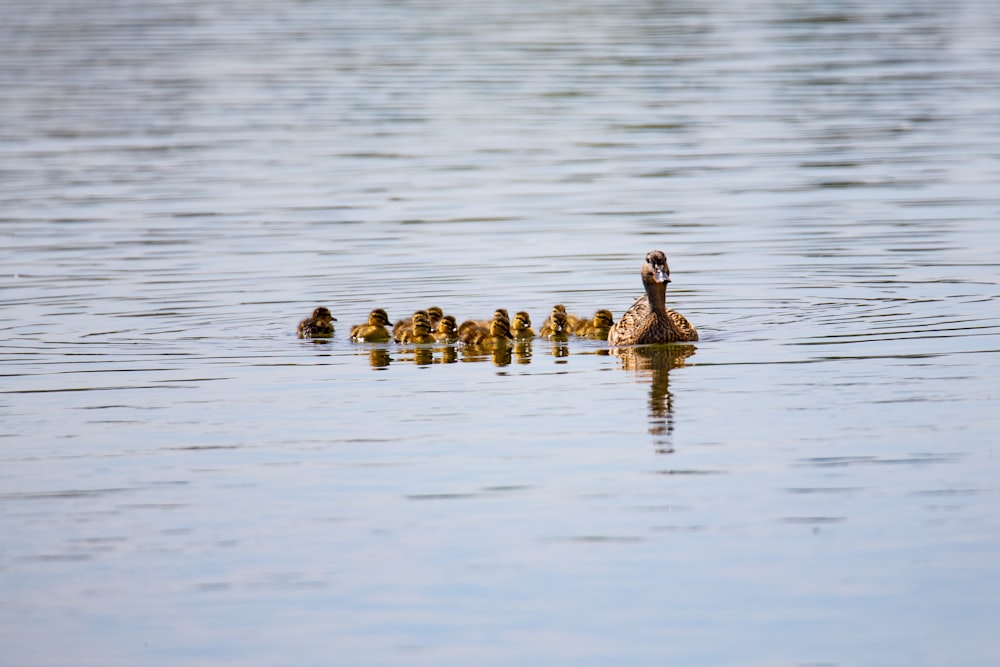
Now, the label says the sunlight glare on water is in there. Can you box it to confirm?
[2,1,1000,665]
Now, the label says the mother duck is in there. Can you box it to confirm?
[607,250,698,345]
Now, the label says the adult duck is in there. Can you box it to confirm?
[607,250,698,346]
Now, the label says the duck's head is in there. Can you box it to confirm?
[369,308,390,326]
[413,320,433,337]
[426,306,444,325]
[312,307,336,322]
[644,250,671,284]
[513,311,532,330]
[493,308,510,322]
[552,311,568,332]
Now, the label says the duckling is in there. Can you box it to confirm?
[393,310,428,343]
[433,314,459,343]
[457,319,482,344]
[542,310,570,343]
[539,304,581,337]
[350,308,392,343]
[425,306,444,328]
[607,250,699,346]
[475,317,514,350]
[297,306,336,338]
[511,311,536,341]
[461,313,513,349]
[538,304,565,336]
[575,309,616,339]
[400,315,435,344]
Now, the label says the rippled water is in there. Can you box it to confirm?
[3,1,1000,665]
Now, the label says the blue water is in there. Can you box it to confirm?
[3,1,1000,665]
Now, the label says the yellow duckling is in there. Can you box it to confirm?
[476,317,514,350]
[460,313,513,349]
[393,310,428,343]
[434,314,459,343]
[425,306,444,328]
[542,310,570,343]
[539,304,582,337]
[607,249,698,345]
[400,315,435,344]
[350,308,391,343]
[511,311,536,341]
[297,306,336,339]
[575,309,615,339]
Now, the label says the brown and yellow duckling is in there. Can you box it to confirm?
[511,311,536,341]
[433,314,459,343]
[539,304,582,337]
[607,249,698,346]
[542,310,570,343]
[393,310,428,343]
[350,308,392,343]
[399,315,436,344]
[460,313,513,349]
[297,306,336,339]
[574,309,615,339]
[425,306,444,328]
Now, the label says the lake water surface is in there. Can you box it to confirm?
[2,1,1000,665]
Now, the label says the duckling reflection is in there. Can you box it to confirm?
[351,308,391,343]
[611,344,696,452]
[297,306,336,339]
[367,348,392,369]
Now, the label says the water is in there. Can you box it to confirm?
[2,1,1000,665]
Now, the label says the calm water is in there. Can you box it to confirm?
[3,1,1000,665]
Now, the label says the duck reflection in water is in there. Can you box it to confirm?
[611,344,696,453]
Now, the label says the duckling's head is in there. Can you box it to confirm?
[426,306,444,325]
[311,307,336,322]
[552,311,569,332]
[644,250,671,284]
[514,311,532,327]
[369,308,390,326]
[552,304,567,314]
[593,309,615,327]
[437,315,457,334]
[413,320,432,336]
[493,308,510,322]
[411,310,428,322]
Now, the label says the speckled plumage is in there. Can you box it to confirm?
[297,306,336,339]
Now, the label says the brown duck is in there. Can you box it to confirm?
[607,250,698,345]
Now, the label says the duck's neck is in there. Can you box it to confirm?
[644,275,668,317]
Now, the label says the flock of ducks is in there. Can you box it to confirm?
[296,250,699,347]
